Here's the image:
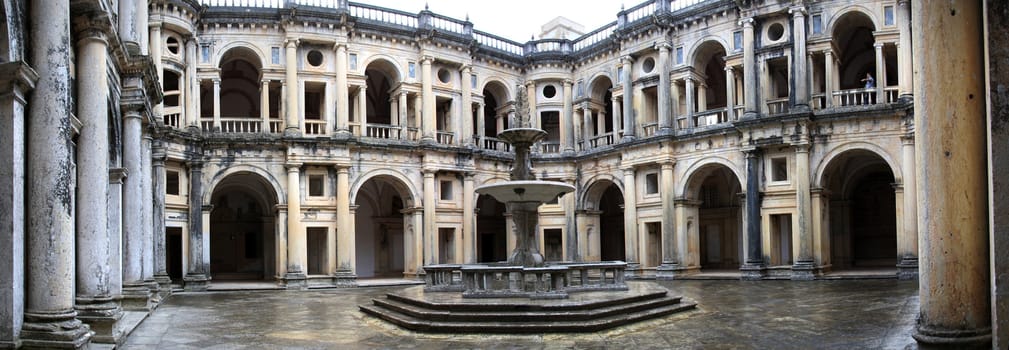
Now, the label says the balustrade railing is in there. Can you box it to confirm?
[734,106,745,119]
[811,93,826,110]
[201,0,285,7]
[833,88,877,106]
[436,131,454,145]
[220,118,263,133]
[304,120,327,135]
[429,14,467,34]
[539,141,561,153]
[572,21,617,51]
[626,0,656,23]
[766,97,789,114]
[670,0,705,11]
[349,3,417,27]
[474,31,524,55]
[423,262,628,299]
[884,87,900,103]
[694,108,728,127]
[641,122,659,137]
[365,123,403,139]
[162,111,182,129]
[589,132,615,148]
[483,136,510,152]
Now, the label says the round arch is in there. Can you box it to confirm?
[350,169,418,207]
[361,55,403,83]
[678,156,745,199]
[215,43,265,69]
[587,73,615,101]
[826,6,881,37]
[207,171,281,281]
[580,174,624,209]
[814,141,901,188]
[205,165,285,206]
[688,36,730,68]
[481,78,512,102]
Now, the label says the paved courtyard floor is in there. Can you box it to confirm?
[122,280,919,349]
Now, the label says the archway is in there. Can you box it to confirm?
[833,11,877,90]
[684,163,743,271]
[476,194,507,263]
[584,180,624,261]
[215,47,262,119]
[821,149,897,270]
[354,175,412,278]
[482,80,510,138]
[209,172,278,281]
[364,59,400,125]
[586,76,615,144]
[693,41,728,111]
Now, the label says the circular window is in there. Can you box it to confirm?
[542,85,557,98]
[642,57,656,74]
[166,36,180,55]
[438,68,451,84]
[307,50,323,67]
[767,22,785,41]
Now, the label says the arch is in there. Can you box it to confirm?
[481,78,512,102]
[208,171,281,281]
[216,43,265,69]
[814,141,901,189]
[350,169,418,207]
[688,36,730,69]
[580,173,623,209]
[826,6,881,38]
[587,73,615,102]
[678,156,745,199]
[205,164,285,206]
[361,55,402,83]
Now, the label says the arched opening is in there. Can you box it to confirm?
[162,70,182,127]
[584,180,624,261]
[833,12,877,90]
[354,175,411,278]
[693,41,728,118]
[822,150,898,270]
[684,163,743,271]
[209,172,278,281]
[476,194,507,263]
[482,81,510,138]
[364,59,400,126]
[585,76,615,146]
[213,47,262,119]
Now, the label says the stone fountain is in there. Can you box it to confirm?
[360,84,696,333]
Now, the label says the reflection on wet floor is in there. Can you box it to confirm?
[122,279,919,350]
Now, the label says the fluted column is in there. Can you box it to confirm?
[334,166,355,284]
[23,0,92,345]
[423,169,437,265]
[335,44,350,135]
[897,0,913,99]
[153,146,169,287]
[461,66,473,145]
[622,167,639,272]
[421,57,435,141]
[913,2,990,347]
[656,160,679,278]
[792,136,815,280]
[740,148,764,279]
[741,18,757,117]
[685,77,695,128]
[562,80,574,152]
[74,27,122,344]
[183,160,208,291]
[790,7,809,108]
[285,163,306,288]
[657,43,672,133]
[897,134,918,278]
[284,39,300,136]
[620,56,635,141]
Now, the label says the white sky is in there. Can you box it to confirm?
[358,0,627,42]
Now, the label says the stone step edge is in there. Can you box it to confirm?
[371,295,684,322]
[385,289,670,312]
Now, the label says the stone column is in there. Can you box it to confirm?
[461,66,473,145]
[421,57,435,141]
[422,169,437,265]
[874,43,885,103]
[741,18,757,117]
[335,44,350,135]
[897,0,913,99]
[212,78,221,131]
[334,166,355,285]
[399,92,409,138]
[121,109,151,310]
[790,7,809,108]
[611,96,622,137]
[657,160,679,278]
[912,2,990,347]
[358,86,368,136]
[284,39,300,136]
[185,37,199,130]
[657,43,672,134]
[562,80,574,152]
[563,177,578,261]
[150,23,163,117]
[622,167,639,273]
[153,145,170,287]
[0,62,35,348]
[261,80,271,131]
[476,102,486,145]
[22,0,92,345]
[118,0,137,50]
[462,173,475,263]
[583,104,594,144]
[141,135,159,302]
[73,27,123,344]
[897,134,918,278]
[285,163,306,288]
[725,67,736,121]
[183,160,208,291]
[684,77,695,128]
[824,50,835,108]
[671,81,680,128]
[792,137,815,280]
[740,148,764,279]
[620,56,636,141]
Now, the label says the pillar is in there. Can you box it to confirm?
[476,102,486,145]
[461,66,473,145]
[285,163,306,288]
[421,57,435,141]
[563,178,577,261]
[685,77,695,128]
[334,166,355,284]
[741,18,757,117]
[118,0,137,50]
[358,86,368,136]
[185,37,199,130]
[896,134,919,278]
[324,80,335,134]
[183,160,208,291]
[824,50,835,108]
[150,23,163,117]
[913,1,991,347]
[261,80,271,132]
[141,135,158,300]
[697,83,707,113]
[740,149,764,279]
[284,39,300,136]
[212,78,221,131]
[657,160,679,278]
[562,80,574,152]
[725,67,736,121]
[896,0,913,99]
[335,44,350,135]
[22,0,92,344]
[583,104,594,144]
[874,42,885,103]
[611,96,622,137]
[622,167,639,272]
[74,27,122,344]
[671,82,680,128]
[422,169,437,265]
[399,92,409,138]
[792,137,815,280]
[657,43,672,133]
[153,146,170,287]
[121,109,151,310]
[463,173,475,263]
[620,56,635,141]
[790,7,809,108]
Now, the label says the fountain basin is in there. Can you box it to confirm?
[475,180,575,203]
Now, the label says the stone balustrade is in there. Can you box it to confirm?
[423,261,628,299]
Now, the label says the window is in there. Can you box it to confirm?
[200,45,210,63]
[641,57,655,74]
[271,47,280,64]
[811,14,822,35]
[542,85,557,98]
[471,74,477,89]
[544,229,563,261]
[577,80,584,96]
[349,53,358,70]
[645,173,659,194]
[307,50,323,67]
[884,6,894,26]
[437,68,451,84]
[675,46,684,65]
[440,180,453,200]
[771,157,788,182]
[767,22,785,41]
[166,170,180,196]
[166,36,180,55]
[409,62,416,78]
[308,175,324,197]
[733,31,742,51]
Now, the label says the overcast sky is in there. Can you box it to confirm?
[358,0,627,42]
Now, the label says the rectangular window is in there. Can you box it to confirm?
[440,180,453,200]
[349,53,358,70]
[645,173,659,194]
[771,157,788,182]
[271,47,280,64]
[884,6,894,26]
[409,62,416,78]
[166,170,180,196]
[733,31,742,51]
[811,14,822,34]
[439,228,456,263]
[675,46,684,64]
[471,74,477,89]
[308,175,325,197]
[577,80,584,97]
[201,46,210,63]
[617,67,623,80]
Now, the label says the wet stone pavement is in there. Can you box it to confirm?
[122,280,919,349]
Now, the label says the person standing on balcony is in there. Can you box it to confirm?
[862,72,876,88]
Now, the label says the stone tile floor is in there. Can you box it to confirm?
[122,280,918,349]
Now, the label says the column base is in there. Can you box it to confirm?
[655,262,693,280]
[624,262,642,279]
[898,94,914,104]
[183,273,209,292]
[283,272,308,290]
[897,258,919,280]
[333,270,358,288]
[914,324,992,350]
[620,135,637,143]
[332,129,353,140]
[154,274,173,299]
[186,125,202,134]
[74,295,124,345]
[790,262,818,281]
[283,127,302,137]
[120,283,153,311]
[742,111,759,120]
[20,309,93,350]
[739,263,766,280]
[144,279,162,308]
[656,127,674,136]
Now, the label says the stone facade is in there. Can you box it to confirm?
[0,0,1003,349]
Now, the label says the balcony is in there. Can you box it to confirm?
[539,141,561,154]
[694,108,729,127]
[766,97,789,115]
[588,132,616,149]
[436,131,455,145]
[832,87,899,107]
[162,107,182,129]
[481,136,511,152]
[641,123,659,137]
[365,123,407,140]
[304,120,327,135]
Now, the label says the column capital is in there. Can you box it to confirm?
[874,42,885,49]
[185,158,204,168]
[285,163,303,171]
[459,64,472,73]
[620,55,634,65]
[742,146,761,158]
[660,160,676,169]
[110,167,129,183]
[620,165,636,173]
[724,65,735,73]
[74,26,109,47]
[788,6,807,17]
[261,79,271,85]
[149,21,163,29]
[212,78,221,84]
[738,17,755,27]
[422,168,437,176]
[900,134,915,144]
[333,42,348,51]
[563,79,573,87]
[654,42,672,51]
[420,55,434,64]
[285,38,299,48]
[793,142,811,153]
[335,165,351,173]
